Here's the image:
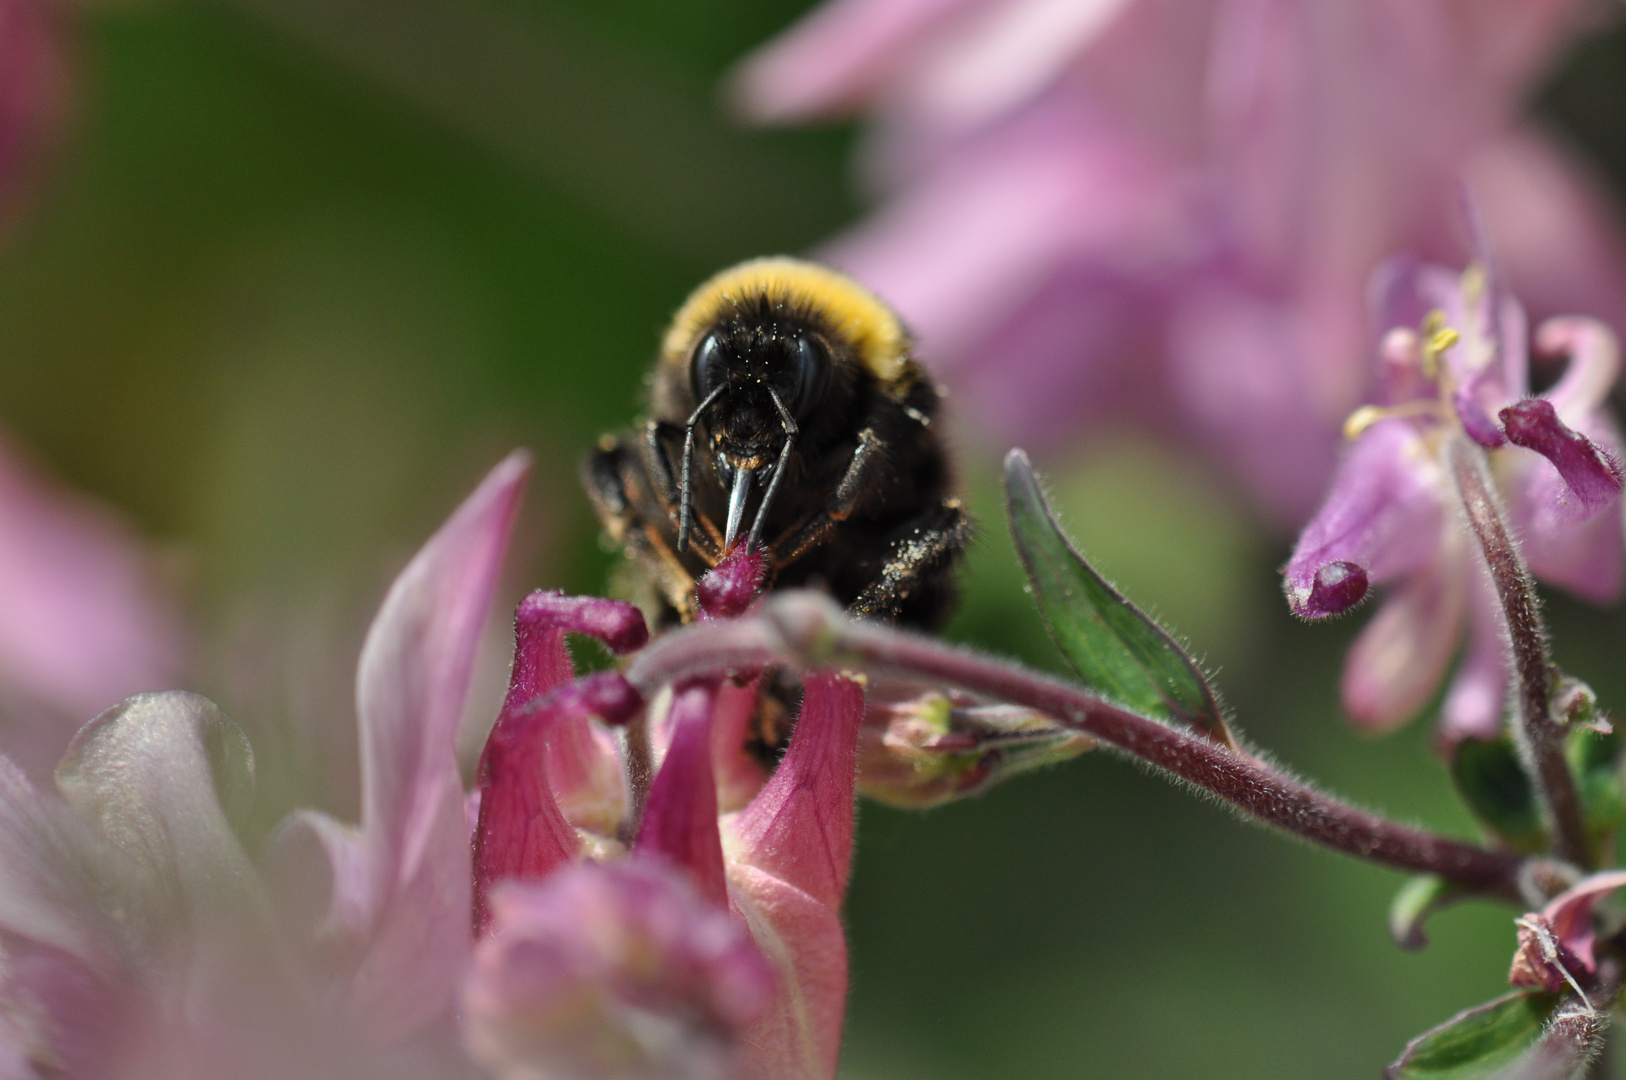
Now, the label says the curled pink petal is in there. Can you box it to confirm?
[1284,419,1447,617]
[506,593,645,835]
[696,547,768,622]
[473,672,643,934]
[1507,415,1626,603]
[1534,317,1620,424]
[1500,398,1624,516]
[1341,553,1467,733]
[1541,869,1626,975]
[635,682,726,907]
[342,451,531,1039]
[463,861,773,1080]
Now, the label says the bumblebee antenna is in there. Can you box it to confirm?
[678,384,727,553]
[747,388,799,551]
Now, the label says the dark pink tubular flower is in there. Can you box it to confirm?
[733,0,1626,521]
[464,543,866,1080]
[1283,258,1624,741]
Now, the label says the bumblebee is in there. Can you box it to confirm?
[583,256,968,629]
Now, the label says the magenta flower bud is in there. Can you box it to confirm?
[696,547,767,621]
[464,861,774,1080]
[1500,397,1625,515]
[1305,561,1369,617]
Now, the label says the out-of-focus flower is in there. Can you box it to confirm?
[0,0,68,224]
[1283,258,1624,740]
[0,437,185,774]
[734,0,1626,521]
[0,451,536,1077]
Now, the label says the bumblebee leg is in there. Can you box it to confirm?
[643,420,683,508]
[775,427,881,563]
[849,499,969,624]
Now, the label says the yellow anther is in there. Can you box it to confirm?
[1427,326,1460,356]
[1343,405,1387,440]
[1341,400,1442,440]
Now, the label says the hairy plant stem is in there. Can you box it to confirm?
[1447,436,1590,869]
[627,597,1525,896]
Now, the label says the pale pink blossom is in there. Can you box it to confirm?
[735,0,1626,521]
[1284,260,1623,741]
[0,438,185,775]
[0,456,875,1078]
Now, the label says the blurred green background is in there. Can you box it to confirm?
[4,2,1626,1076]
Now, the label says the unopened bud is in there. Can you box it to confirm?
[857,689,1095,809]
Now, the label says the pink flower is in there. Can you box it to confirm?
[1284,259,1623,740]
[0,436,185,775]
[734,0,1626,521]
[0,455,870,1078]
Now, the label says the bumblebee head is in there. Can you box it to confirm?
[689,307,830,469]
[660,256,916,553]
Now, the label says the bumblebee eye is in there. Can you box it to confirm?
[691,332,725,401]
[788,336,828,418]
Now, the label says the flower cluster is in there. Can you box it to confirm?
[735,0,1626,520]
[1284,257,1624,741]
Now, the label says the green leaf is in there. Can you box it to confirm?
[1003,450,1230,745]
[1389,874,1466,951]
[1450,737,1546,853]
[1386,992,1560,1079]
[1566,722,1624,862]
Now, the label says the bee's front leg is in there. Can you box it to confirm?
[774,427,882,563]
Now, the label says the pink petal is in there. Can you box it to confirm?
[1470,129,1626,347]
[1541,869,1626,974]
[474,671,643,935]
[711,678,769,813]
[636,683,725,907]
[1501,398,1623,516]
[1283,419,1448,617]
[0,436,185,732]
[726,673,865,1079]
[55,692,261,922]
[463,862,773,1080]
[1341,552,1467,732]
[729,0,982,122]
[343,451,531,1039]
[1533,317,1619,425]
[1438,572,1508,745]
